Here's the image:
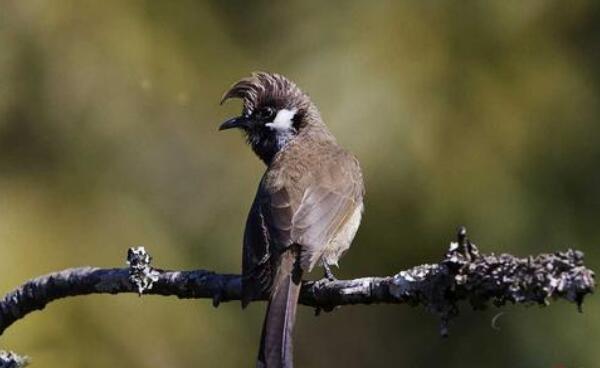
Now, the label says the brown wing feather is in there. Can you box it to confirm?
[242,180,295,305]
[242,190,272,307]
[291,154,363,271]
[243,144,364,301]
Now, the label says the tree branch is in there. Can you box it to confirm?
[0,228,595,345]
[0,351,29,368]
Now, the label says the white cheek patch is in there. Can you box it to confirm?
[265,109,297,131]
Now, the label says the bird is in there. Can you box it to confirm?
[219,72,364,368]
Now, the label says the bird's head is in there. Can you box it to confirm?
[219,72,320,164]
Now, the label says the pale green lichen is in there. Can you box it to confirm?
[126,246,160,295]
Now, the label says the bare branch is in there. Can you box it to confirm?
[0,350,29,368]
[0,228,595,341]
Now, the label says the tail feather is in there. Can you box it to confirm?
[258,249,302,368]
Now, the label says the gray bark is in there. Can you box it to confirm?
[0,228,595,365]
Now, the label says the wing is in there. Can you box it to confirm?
[242,149,364,303]
[242,178,295,306]
[290,153,364,270]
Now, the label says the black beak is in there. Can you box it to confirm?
[219,115,251,131]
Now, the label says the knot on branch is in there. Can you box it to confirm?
[127,247,160,295]
[445,225,480,266]
[0,351,29,368]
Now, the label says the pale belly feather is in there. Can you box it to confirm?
[321,203,363,267]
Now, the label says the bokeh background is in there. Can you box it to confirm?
[1,1,599,367]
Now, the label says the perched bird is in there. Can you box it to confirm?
[220,72,364,368]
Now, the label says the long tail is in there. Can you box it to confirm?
[257,248,302,368]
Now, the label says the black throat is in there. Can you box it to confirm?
[246,127,297,165]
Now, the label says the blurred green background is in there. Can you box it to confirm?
[1,1,599,367]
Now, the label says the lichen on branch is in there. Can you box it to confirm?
[0,228,595,361]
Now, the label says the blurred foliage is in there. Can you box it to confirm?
[1,1,599,367]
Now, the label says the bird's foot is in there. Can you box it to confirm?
[323,263,337,282]
[313,263,339,316]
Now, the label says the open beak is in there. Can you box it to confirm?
[219,115,251,131]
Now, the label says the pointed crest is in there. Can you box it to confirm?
[221,72,312,115]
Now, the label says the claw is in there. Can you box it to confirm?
[323,263,337,281]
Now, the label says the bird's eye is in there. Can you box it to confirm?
[256,107,276,122]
